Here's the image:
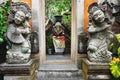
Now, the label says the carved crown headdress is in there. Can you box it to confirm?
[8,2,32,23]
[88,2,100,15]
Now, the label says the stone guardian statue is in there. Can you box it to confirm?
[5,2,32,63]
[87,2,114,62]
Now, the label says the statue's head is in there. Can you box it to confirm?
[109,0,120,14]
[92,9,105,23]
[8,2,31,24]
[98,0,120,14]
[88,2,105,23]
[14,11,25,24]
[53,22,64,35]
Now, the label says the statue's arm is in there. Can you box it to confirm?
[88,23,96,33]
[17,21,30,34]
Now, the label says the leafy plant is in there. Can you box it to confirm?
[0,1,10,43]
[62,14,71,29]
[47,35,53,48]
[45,0,71,21]
[110,34,120,78]
[110,57,120,78]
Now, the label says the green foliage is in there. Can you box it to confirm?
[110,57,120,78]
[118,47,120,58]
[0,1,10,43]
[47,35,53,48]
[45,0,71,21]
[110,34,120,78]
[115,34,120,58]
[62,14,71,29]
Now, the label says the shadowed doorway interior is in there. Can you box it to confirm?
[45,0,71,61]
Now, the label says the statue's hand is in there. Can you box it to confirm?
[88,25,96,33]
[87,45,97,52]
[15,28,21,34]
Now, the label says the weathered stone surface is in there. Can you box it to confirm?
[0,59,36,80]
[0,60,34,74]
[37,64,84,80]
[5,2,32,64]
[87,2,113,63]
[4,76,31,80]
[82,59,112,80]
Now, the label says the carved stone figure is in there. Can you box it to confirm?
[87,2,114,62]
[52,16,65,53]
[0,0,8,6]
[98,0,120,24]
[5,2,31,63]
[97,0,120,54]
[52,22,65,53]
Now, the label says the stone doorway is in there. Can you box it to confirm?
[45,0,71,61]
[32,0,77,65]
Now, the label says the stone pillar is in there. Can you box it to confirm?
[32,0,46,64]
[76,0,84,35]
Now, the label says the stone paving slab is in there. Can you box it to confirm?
[37,77,84,80]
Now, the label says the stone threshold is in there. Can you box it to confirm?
[39,64,78,72]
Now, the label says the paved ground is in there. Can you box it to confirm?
[36,77,84,80]
[46,54,70,60]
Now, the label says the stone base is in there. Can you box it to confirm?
[82,59,112,80]
[4,76,31,80]
[0,59,36,80]
[30,53,40,70]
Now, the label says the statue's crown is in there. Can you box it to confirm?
[88,2,100,15]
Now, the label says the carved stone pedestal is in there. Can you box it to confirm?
[82,59,112,80]
[30,53,40,70]
[0,59,36,80]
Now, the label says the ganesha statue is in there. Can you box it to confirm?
[87,2,114,62]
[52,16,65,54]
[5,2,32,63]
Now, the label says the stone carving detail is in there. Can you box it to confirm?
[87,2,114,62]
[5,2,31,63]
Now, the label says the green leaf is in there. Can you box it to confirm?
[0,38,3,43]
[0,1,10,43]
[118,47,120,58]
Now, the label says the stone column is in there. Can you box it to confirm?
[76,0,84,35]
[32,0,46,64]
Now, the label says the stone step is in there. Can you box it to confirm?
[36,77,83,80]
[39,64,78,71]
[36,64,84,79]
[37,70,82,78]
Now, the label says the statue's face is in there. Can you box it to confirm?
[93,10,105,23]
[14,11,25,24]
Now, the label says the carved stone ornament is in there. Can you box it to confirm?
[0,0,8,6]
[5,2,31,64]
[87,2,114,63]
